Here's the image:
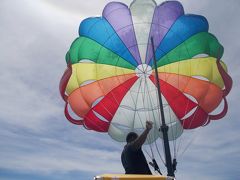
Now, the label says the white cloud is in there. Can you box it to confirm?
[0,129,123,174]
[0,0,240,180]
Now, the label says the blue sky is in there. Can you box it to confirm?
[0,0,240,180]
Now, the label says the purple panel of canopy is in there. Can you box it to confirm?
[145,1,184,65]
[103,2,141,65]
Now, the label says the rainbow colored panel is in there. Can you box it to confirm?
[60,0,232,142]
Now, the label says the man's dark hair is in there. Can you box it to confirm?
[126,132,138,143]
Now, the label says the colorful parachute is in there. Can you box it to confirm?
[60,0,232,142]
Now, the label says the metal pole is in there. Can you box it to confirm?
[151,37,175,177]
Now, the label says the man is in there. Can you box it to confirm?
[121,121,153,174]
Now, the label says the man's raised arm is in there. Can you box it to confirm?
[130,121,153,150]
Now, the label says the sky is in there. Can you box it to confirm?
[0,0,240,180]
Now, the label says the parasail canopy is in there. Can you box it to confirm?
[60,0,232,143]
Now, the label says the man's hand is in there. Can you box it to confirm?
[146,121,153,131]
[131,121,154,150]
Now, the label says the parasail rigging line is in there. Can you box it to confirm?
[133,78,154,150]
[127,77,164,171]
[168,107,177,159]
[142,74,166,165]
[175,59,193,157]
[173,39,196,157]
[178,129,200,160]
[95,68,155,160]
[151,55,167,163]
[175,43,202,157]
[151,36,175,177]
[153,64,179,160]
[150,71,168,165]
[141,74,156,157]
[149,51,180,165]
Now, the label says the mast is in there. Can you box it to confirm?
[151,37,175,177]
